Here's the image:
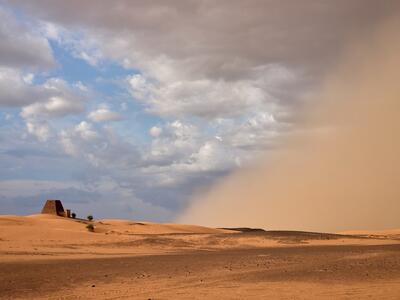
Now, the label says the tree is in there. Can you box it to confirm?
[86,224,94,232]
[87,215,93,221]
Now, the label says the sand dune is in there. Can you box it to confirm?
[339,229,400,240]
[1,214,399,262]
[0,214,230,241]
[0,214,236,261]
[97,218,232,234]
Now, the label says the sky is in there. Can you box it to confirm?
[0,1,398,222]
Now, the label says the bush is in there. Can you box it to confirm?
[86,224,94,232]
[87,215,93,221]
[71,213,76,219]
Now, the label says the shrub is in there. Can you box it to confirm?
[71,213,76,219]
[87,215,93,221]
[86,224,94,232]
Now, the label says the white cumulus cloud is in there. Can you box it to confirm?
[87,105,123,122]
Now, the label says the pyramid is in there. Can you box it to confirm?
[41,200,65,216]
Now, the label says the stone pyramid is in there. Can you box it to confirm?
[41,199,65,216]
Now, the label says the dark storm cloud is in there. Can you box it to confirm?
[6,0,399,79]
[0,6,54,69]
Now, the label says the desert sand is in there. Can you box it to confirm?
[1,214,400,299]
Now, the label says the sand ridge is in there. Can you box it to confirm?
[1,214,399,263]
[0,214,236,261]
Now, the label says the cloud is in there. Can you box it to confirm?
[0,6,54,69]
[126,68,287,119]
[25,120,51,142]
[87,105,123,122]
[13,78,87,141]
[60,121,99,157]
[0,67,50,107]
[149,126,162,137]
[8,1,399,120]
[146,120,200,163]
[217,112,284,151]
[74,121,99,140]
[21,96,84,119]
[9,1,398,77]
[11,1,395,124]
[59,121,139,169]
[40,21,103,67]
[0,68,86,113]
[5,2,386,117]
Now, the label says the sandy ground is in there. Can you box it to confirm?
[1,214,400,299]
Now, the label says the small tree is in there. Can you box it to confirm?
[71,213,76,219]
[86,224,94,232]
[87,215,93,221]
